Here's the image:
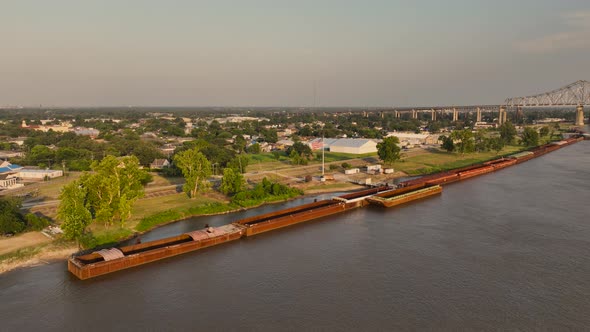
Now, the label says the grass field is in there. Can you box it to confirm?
[129,193,226,224]
[391,145,524,175]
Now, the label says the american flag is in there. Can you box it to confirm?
[310,139,324,150]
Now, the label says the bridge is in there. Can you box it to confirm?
[505,80,589,126]
[377,81,587,126]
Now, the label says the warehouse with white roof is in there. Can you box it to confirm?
[328,138,378,154]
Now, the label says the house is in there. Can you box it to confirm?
[0,161,23,189]
[73,127,100,138]
[275,139,295,149]
[150,159,171,169]
[9,137,27,146]
[159,144,176,157]
[0,161,23,175]
[329,138,377,154]
[0,173,20,189]
[0,151,24,159]
[21,120,71,133]
[18,169,63,180]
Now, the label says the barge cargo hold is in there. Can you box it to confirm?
[366,185,442,208]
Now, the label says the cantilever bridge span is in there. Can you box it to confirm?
[505,80,589,126]
[359,81,587,126]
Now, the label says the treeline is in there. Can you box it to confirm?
[438,122,559,154]
[7,129,165,171]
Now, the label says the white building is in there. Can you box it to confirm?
[18,169,63,180]
[329,139,377,154]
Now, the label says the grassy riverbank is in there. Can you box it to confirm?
[392,145,524,175]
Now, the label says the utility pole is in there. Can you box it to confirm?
[322,134,325,177]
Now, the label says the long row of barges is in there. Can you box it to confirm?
[68,136,585,279]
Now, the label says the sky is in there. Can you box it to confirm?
[1,0,589,107]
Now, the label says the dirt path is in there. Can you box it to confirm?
[0,232,52,256]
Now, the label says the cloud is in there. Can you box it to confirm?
[516,10,590,53]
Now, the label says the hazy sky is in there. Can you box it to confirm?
[1,0,589,107]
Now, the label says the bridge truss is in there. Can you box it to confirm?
[505,80,590,107]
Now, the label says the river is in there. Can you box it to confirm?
[1,139,589,331]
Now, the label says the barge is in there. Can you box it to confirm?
[69,224,246,280]
[68,136,584,280]
[366,184,442,208]
[68,186,393,280]
[399,137,584,188]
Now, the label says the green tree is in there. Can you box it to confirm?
[129,141,165,166]
[499,122,517,144]
[439,135,455,152]
[377,136,401,165]
[28,145,55,166]
[220,167,245,195]
[286,142,313,159]
[289,149,307,165]
[227,154,250,173]
[450,129,475,154]
[474,131,490,153]
[24,213,50,231]
[174,147,212,198]
[261,128,278,143]
[81,156,149,226]
[246,143,261,154]
[0,197,25,234]
[428,121,442,133]
[539,126,550,137]
[272,151,282,161]
[57,180,92,243]
[521,127,540,147]
[489,137,505,154]
[233,135,247,153]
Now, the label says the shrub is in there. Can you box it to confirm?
[24,213,51,231]
[136,210,183,232]
[0,197,25,235]
[231,177,303,206]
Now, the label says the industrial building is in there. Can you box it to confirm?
[308,138,378,154]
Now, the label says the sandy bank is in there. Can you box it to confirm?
[0,245,77,275]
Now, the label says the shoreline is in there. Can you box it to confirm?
[0,245,78,275]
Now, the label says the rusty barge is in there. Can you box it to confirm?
[68,137,584,280]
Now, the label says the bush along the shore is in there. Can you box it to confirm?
[135,178,302,234]
[231,177,303,207]
[135,210,184,232]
